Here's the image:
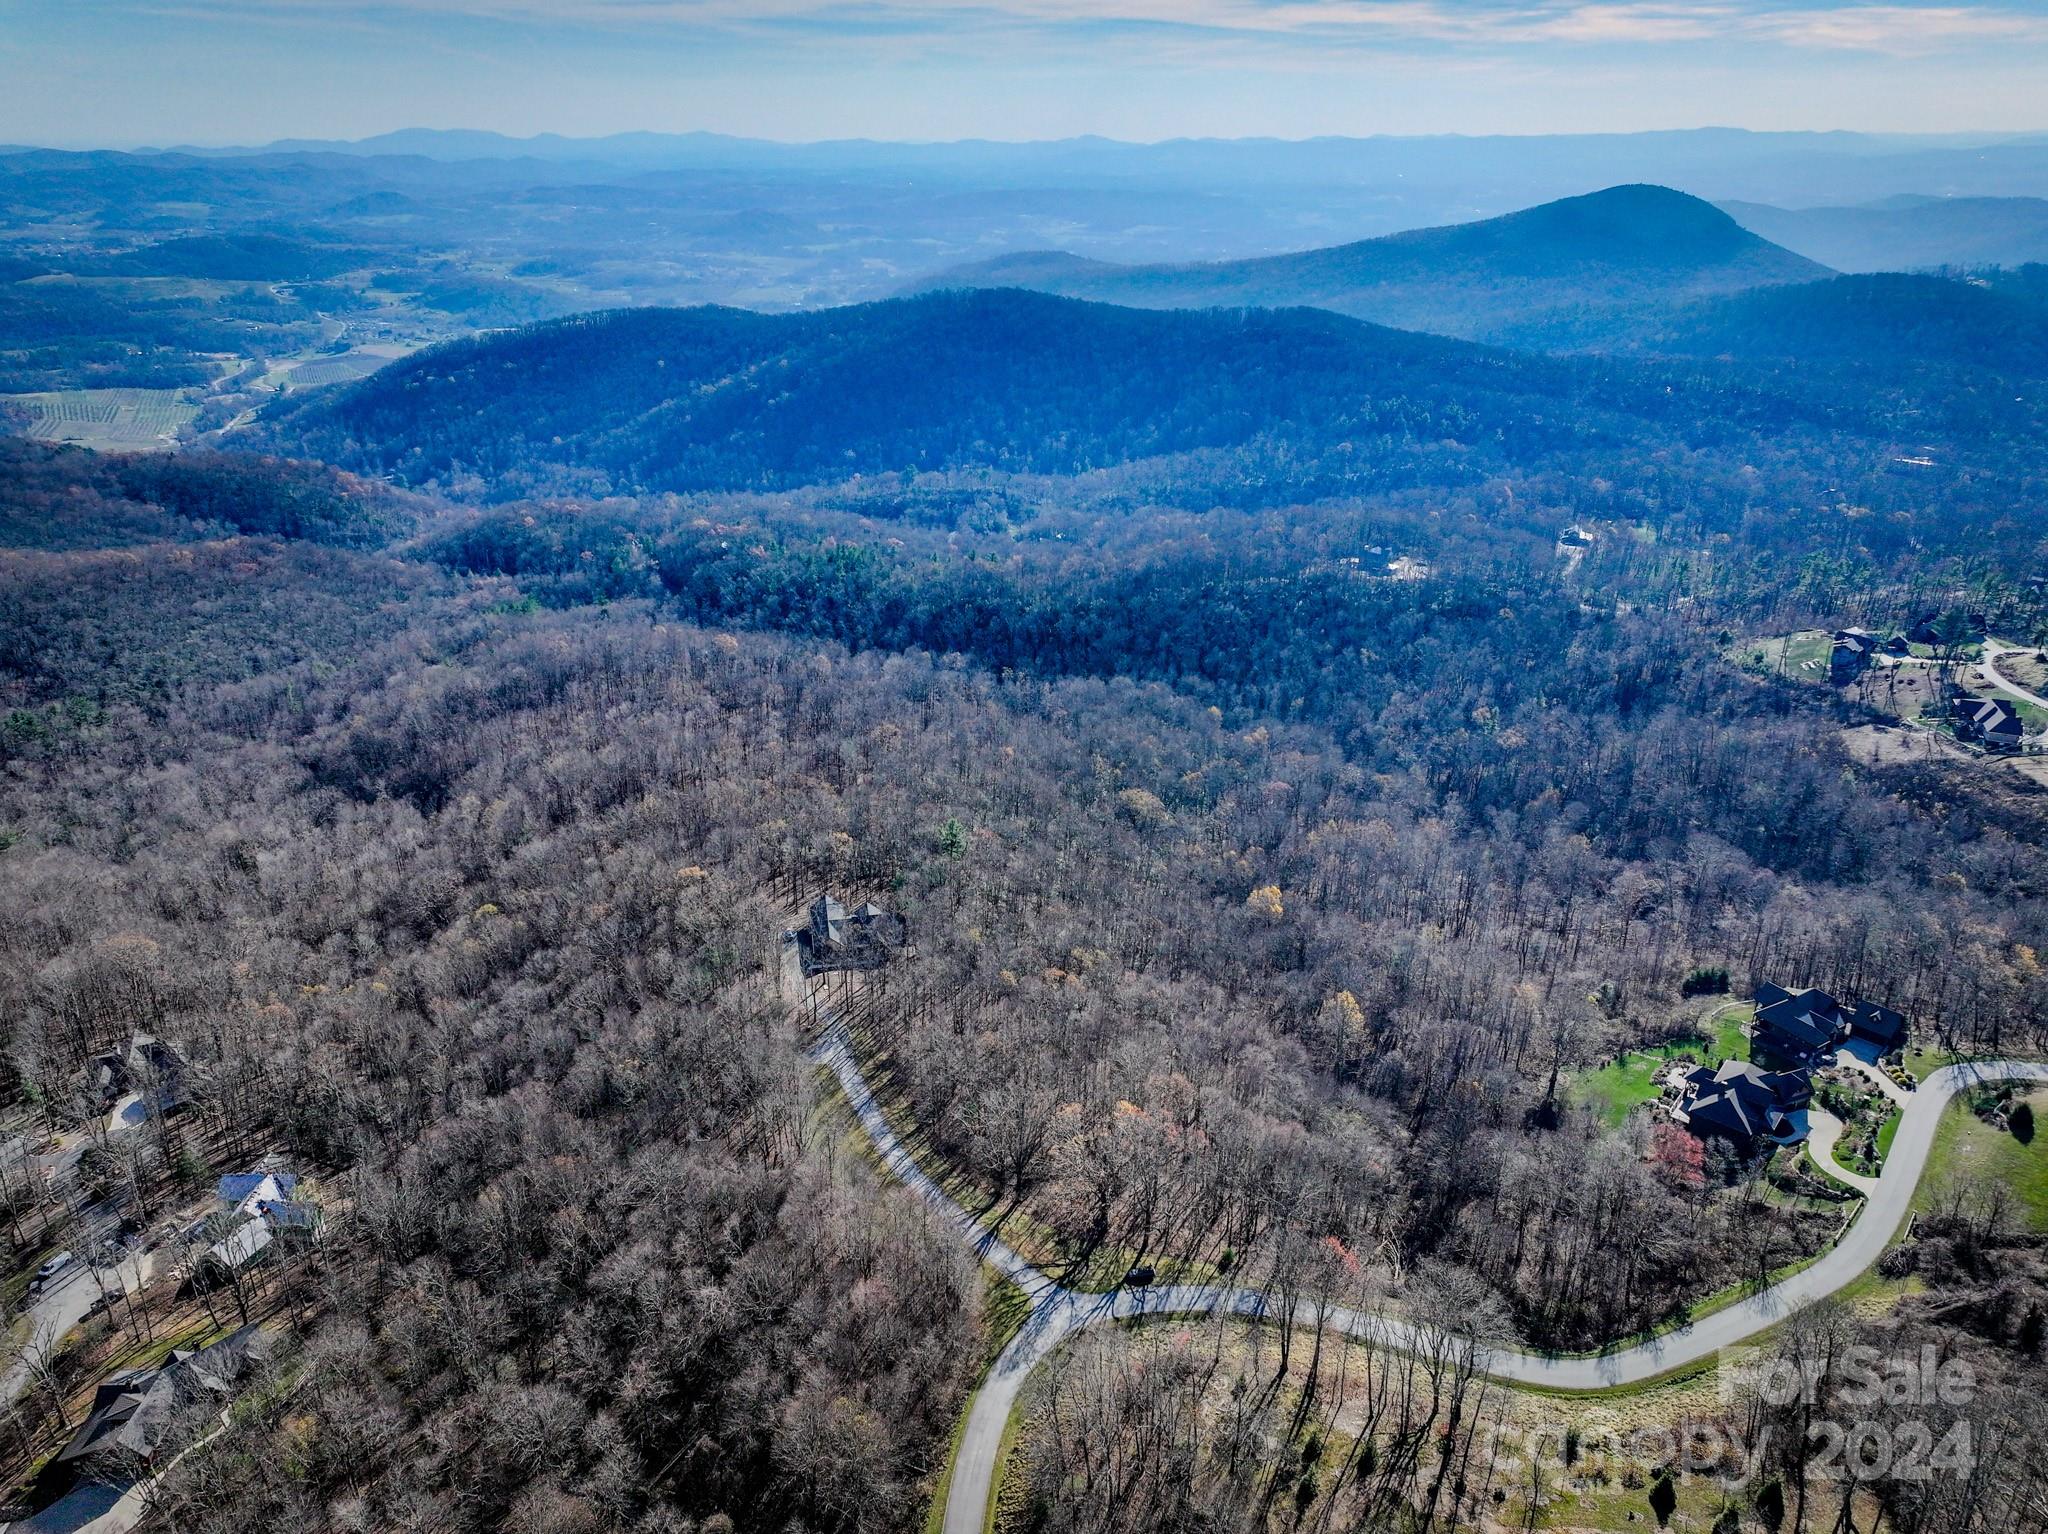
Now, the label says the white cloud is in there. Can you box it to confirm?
[126,0,2048,56]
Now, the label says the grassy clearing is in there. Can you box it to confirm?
[2002,693,2048,734]
[3,387,198,450]
[1876,1110,1901,1164]
[1914,1088,2048,1230]
[1994,645,2048,694]
[1576,1002,1750,1129]
[1500,1465,1746,1534]
[1740,629,1834,681]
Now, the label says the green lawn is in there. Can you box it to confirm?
[1915,1089,2048,1231]
[1742,630,1832,682]
[1577,1002,1751,1129]
[2005,694,2048,734]
[1906,640,1983,661]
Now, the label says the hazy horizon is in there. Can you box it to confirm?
[7,1,2048,149]
[20,125,2048,157]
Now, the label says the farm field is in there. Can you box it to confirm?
[278,350,400,391]
[1,386,198,450]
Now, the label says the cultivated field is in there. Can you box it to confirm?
[282,352,393,390]
[1,387,199,450]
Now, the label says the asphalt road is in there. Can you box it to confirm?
[795,957,2048,1534]
[1978,639,2048,712]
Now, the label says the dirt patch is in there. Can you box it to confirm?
[1839,723,1962,768]
[1991,647,2048,695]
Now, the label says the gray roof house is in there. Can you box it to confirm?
[195,1171,319,1281]
[809,895,850,952]
[801,894,908,975]
[88,1034,186,1112]
[1952,694,2024,750]
[58,1325,272,1472]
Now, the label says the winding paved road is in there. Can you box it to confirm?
[1979,639,2048,713]
[793,944,2047,1534]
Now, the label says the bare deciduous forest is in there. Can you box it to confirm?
[3,400,2048,1532]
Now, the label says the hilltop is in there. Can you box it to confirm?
[911,185,1830,347]
[258,287,1640,501]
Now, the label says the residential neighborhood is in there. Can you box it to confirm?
[1665,981,1912,1156]
[0,1023,322,1534]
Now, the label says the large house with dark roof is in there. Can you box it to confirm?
[1752,983,1848,1061]
[1752,981,1912,1061]
[1671,1058,1813,1147]
[1951,693,2025,751]
[799,893,909,975]
[1667,981,1915,1149]
[1844,998,1907,1050]
[58,1324,271,1474]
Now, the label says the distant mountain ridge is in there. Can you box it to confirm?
[1721,195,2048,272]
[909,186,1831,348]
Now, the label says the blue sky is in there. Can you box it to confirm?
[3,1,2045,145]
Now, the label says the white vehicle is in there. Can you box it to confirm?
[28,1252,77,1296]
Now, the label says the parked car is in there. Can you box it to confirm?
[1122,1265,1156,1289]
[82,1289,122,1321]
[28,1252,76,1296]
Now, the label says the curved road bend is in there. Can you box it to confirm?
[1978,640,2048,713]
[793,950,2047,1534]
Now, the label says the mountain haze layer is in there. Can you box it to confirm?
[1721,195,2048,273]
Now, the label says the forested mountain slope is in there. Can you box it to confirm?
[258,281,2048,518]
[910,185,1830,347]
[253,282,2036,513]
[10,340,2048,1533]
[1634,271,2048,375]
[258,289,1639,500]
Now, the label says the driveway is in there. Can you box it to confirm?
[1802,1107,1876,1196]
[1978,639,2048,712]
[788,941,2048,1534]
[1,1479,136,1534]
[1,1252,158,1408]
[1835,1043,1911,1106]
